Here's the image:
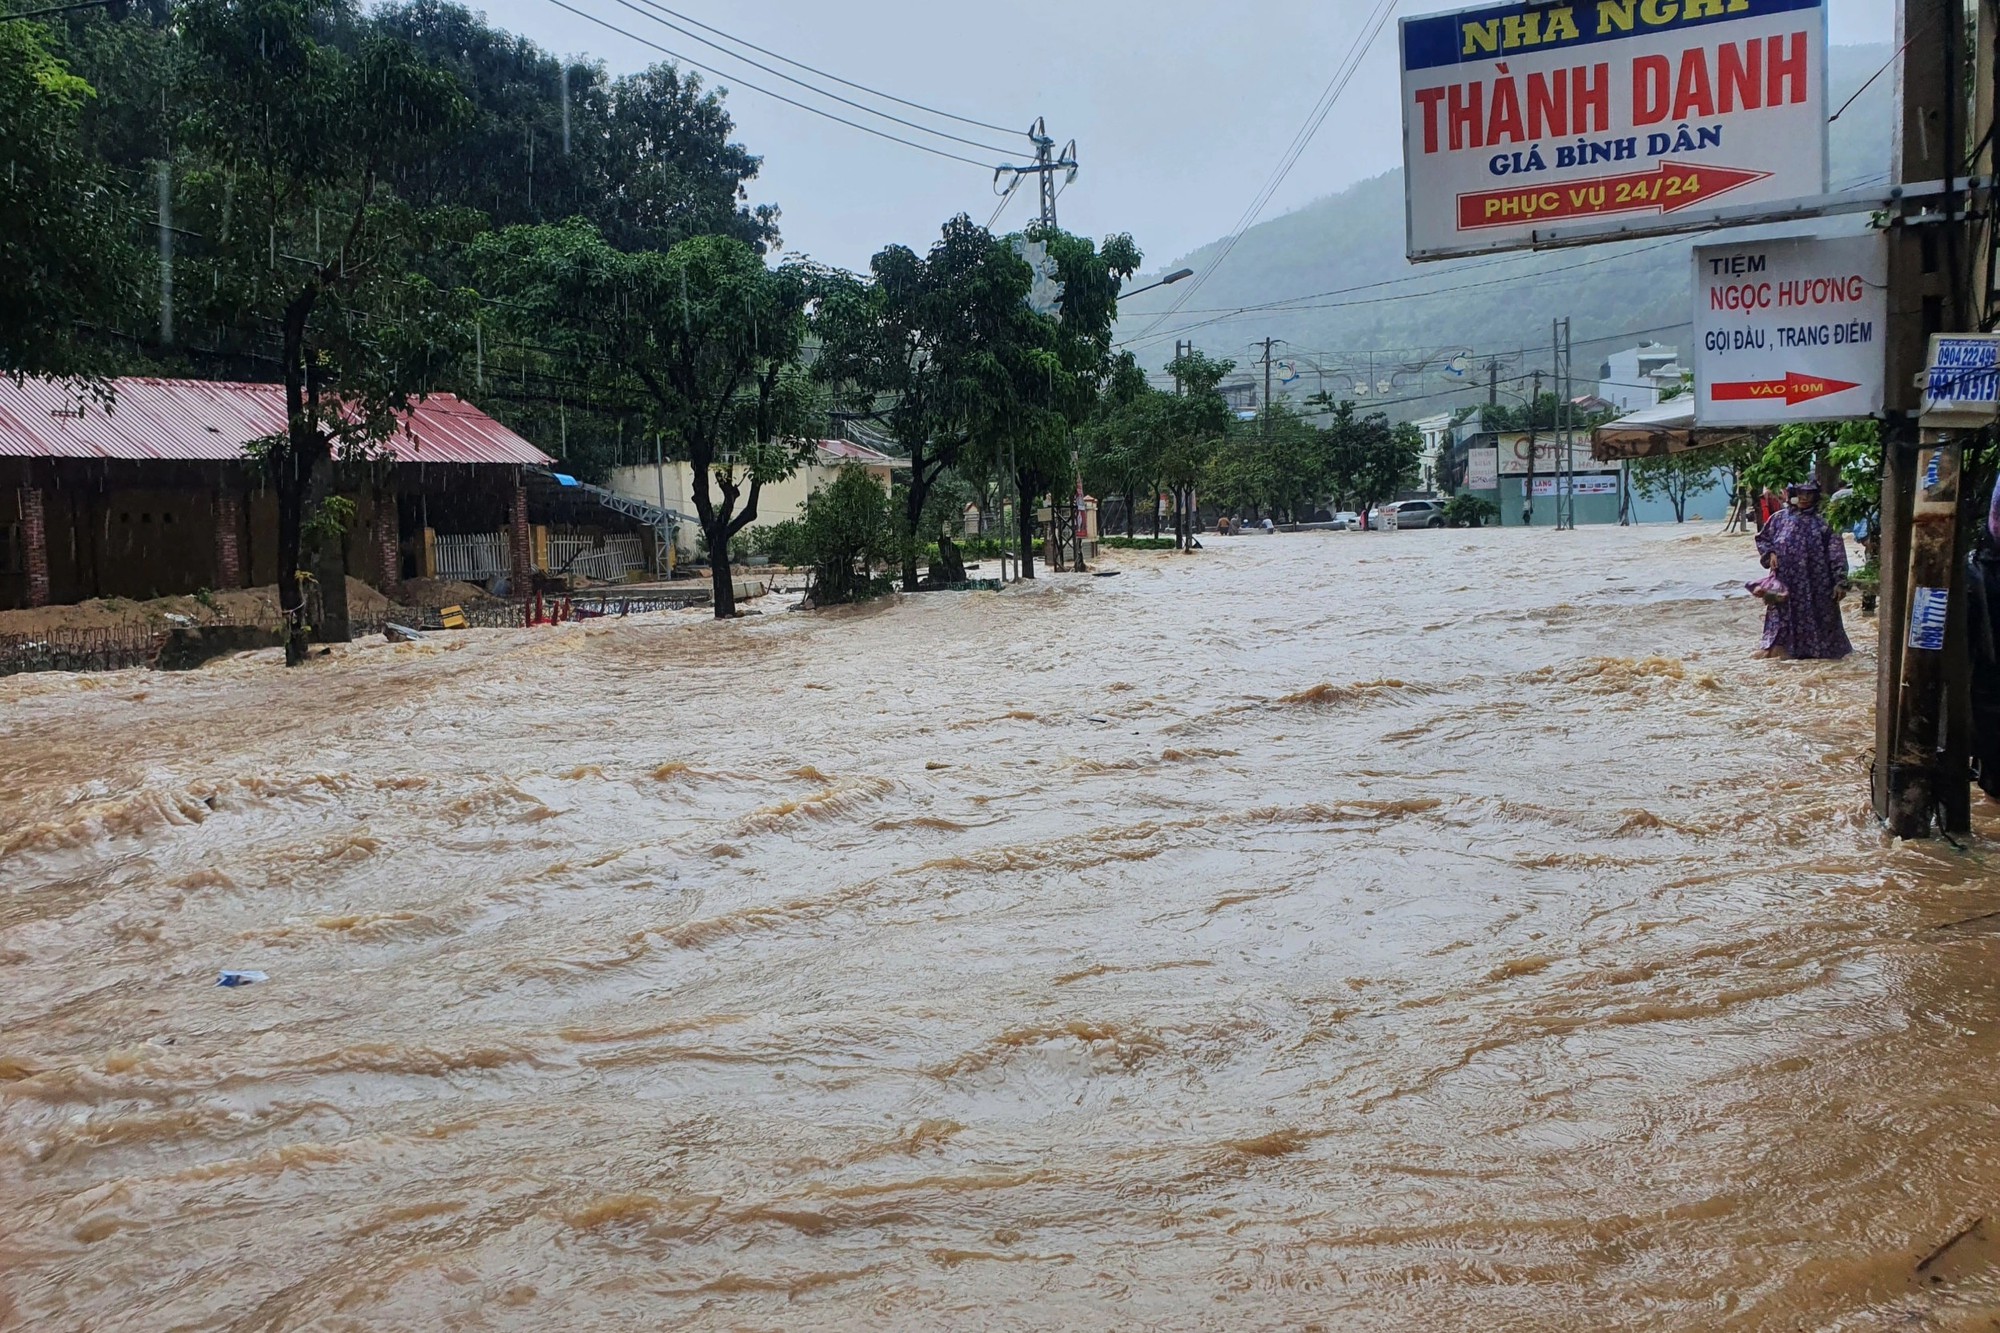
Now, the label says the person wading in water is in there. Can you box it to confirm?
[1753,480,1853,660]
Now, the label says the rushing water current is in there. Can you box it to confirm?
[5,525,2000,1331]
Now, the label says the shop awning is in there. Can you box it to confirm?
[1590,399,1765,462]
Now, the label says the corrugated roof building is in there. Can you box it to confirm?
[1,377,571,611]
[0,377,550,465]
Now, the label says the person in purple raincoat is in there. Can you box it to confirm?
[1753,481,1852,659]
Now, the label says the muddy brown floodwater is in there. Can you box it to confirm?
[6,525,2000,1331]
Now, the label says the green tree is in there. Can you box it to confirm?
[1159,348,1234,548]
[766,464,892,605]
[1004,225,1141,572]
[0,22,141,380]
[1319,402,1417,519]
[371,1,779,253]
[1078,352,1158,538]
[1249,400,1331,521]
[472,219,819,617]
[1445,492,1498,527]
[175,0,474,663]
[1629,451,1723,521]
[1203,436,1275,521]
[1739,419,1881,563]
[813,215,1039,590]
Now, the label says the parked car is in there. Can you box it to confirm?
[1330,511,1360,530]
[1386,499,1447,529]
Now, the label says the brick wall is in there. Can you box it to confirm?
[509,476,531,588]
[377,498,401,594]
[20,486,48,607]
[213,489,243,589]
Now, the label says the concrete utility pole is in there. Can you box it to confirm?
[1259,337,1278,434]
[1553,319,1574,529]
[1873,0,1978,835]
[1523,369,1542,526]
[988,117,1077,577]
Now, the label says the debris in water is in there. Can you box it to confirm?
[384,623,426,643]
[216,970,268,988]
[1086,715,1110,724]
[1916,1215,1985,1274]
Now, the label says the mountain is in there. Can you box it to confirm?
[1115,44,1896,418]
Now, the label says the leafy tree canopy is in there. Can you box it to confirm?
[472,218,820,616]
[0,23,141,380]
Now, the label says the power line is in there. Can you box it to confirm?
[537,0,1000,170]
[1128,0,1398,344]
[1120,236,1686,351]
[611,0,1017,155]
[1127,241,1647,319]
[986,175,1022,229]
[617,0,1017,137]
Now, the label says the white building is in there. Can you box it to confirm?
[1597,343,1685,412]
[1411,412,1456,492]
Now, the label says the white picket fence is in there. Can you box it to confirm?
[434,531,510,582]
[548,532,647,581]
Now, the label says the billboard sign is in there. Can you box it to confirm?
[1400,0,1827,259]
[1494,432,1591,475]
[1692,232,1885,425]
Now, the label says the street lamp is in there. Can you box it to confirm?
[1120,268,1194,300]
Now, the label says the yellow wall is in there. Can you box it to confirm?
[604,459,893,556]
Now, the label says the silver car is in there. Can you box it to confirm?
[1386,499,1447,529]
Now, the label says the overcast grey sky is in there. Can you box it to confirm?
[471,0,1897,276]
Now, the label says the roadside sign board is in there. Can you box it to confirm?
[1465,446,1499,489]
[1920,334,2000,427]
[1527,474,1619,496]
[1691,233,1885,425]
[1400,0,1827,260]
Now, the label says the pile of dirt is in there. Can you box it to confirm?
[0,577,390,637]
[394,578,500,610]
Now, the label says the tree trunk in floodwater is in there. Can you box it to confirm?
[932,532,966,584]
[307,459,350,646]
[709,543,737,618]
[276,465,309,666]
[1015,488,1036,579]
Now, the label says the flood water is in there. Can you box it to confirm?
[5,524,2000,1331]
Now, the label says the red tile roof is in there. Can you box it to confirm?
[0,377,552,466]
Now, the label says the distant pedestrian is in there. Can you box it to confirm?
[1752,481,1851,660]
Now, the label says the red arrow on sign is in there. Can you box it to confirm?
[1456,161,1770,232]
[1709,372,1862,406]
